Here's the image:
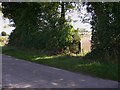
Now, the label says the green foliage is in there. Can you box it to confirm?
[69,29,81,53]
[2,2,79,53]
[86,2,120,62]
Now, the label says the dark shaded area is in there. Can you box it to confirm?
[1,31,7,36]
[85,2,120,62]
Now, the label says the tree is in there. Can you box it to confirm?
[86,2,120,61]
[2,2,76,54]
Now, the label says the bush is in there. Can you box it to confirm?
[1,31,7,36]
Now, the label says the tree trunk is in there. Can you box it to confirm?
[61,2,65,19]
[78,41,81,53]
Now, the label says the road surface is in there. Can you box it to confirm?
[2,54,119,88]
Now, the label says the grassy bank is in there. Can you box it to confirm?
[2,46,118,81]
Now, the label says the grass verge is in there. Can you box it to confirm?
[2,46,118,81]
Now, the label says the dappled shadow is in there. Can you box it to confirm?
[2,78,87,88]
[2,47,118,82]
[32,54,83,61]
[2,55,89,88]
[30,54,86,72]
[2,54,118,88]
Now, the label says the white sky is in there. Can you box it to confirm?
[0,3,15,35]
[65,4,92,31]
[0,3,91,35]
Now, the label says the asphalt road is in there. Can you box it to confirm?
[2,54,119,88]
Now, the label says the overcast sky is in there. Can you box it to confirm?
[0,3,15,35]
[65,3,92,31]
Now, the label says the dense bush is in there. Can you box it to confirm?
[2,2,81,54]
